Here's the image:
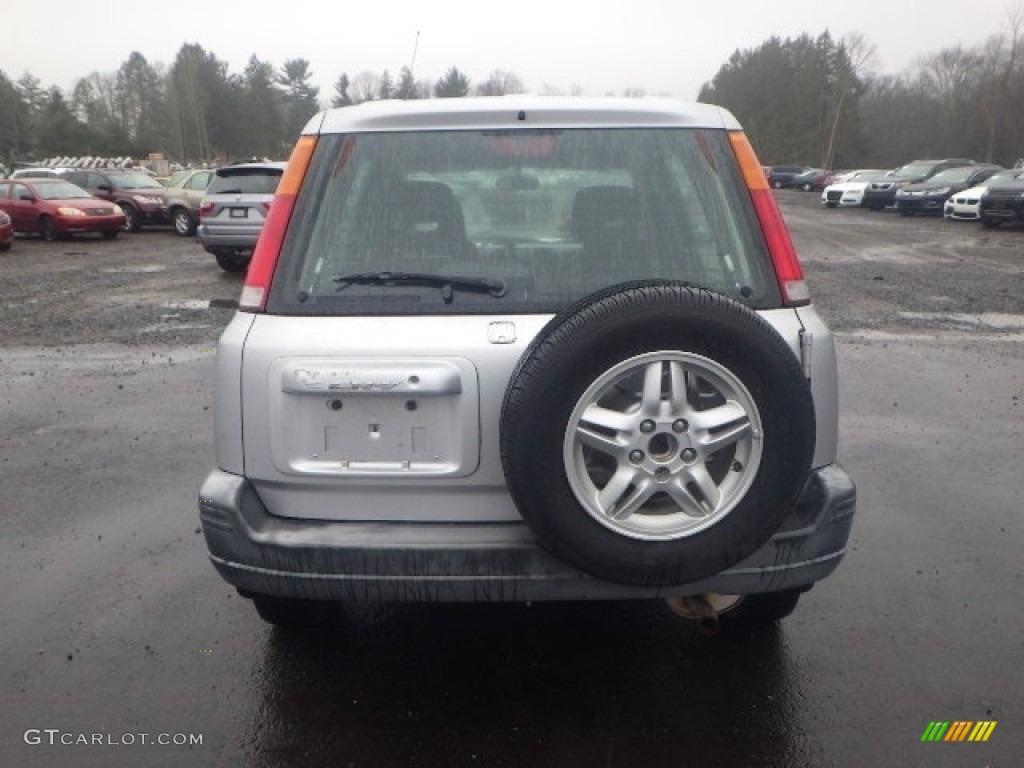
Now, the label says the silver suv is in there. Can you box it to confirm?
[197,162,285,272]
[199,98,856,632]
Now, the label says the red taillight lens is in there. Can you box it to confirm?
[728,132,810,307]
[199,201,213,218]
[239,136,317,311]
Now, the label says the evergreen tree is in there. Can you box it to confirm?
[332,73,353,107]
[114,52,167,155]
[699,32,865,167]
[279,58,321,141]
[0,70,29,162]
[394,67,421,100]
[168,43,236,161]
[241,56,285,158]
[36,88,88,156]
[434,67,471,98]
[16,73,47,155]
[378,71,394,100]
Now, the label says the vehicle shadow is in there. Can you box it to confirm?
[244,601,817,768]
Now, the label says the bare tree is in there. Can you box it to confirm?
[975,3,1023,160]
[349,71,380,104]
[474,69,524,96]
[822,32,876,168]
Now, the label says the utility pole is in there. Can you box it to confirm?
[410,31,421,77]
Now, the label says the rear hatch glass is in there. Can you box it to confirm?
[269,128,781,315]
[208,168,283,195]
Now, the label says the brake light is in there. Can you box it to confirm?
[239,136,317,312]
[728,132,810,306]
[199,201,213,219]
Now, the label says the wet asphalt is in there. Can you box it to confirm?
[0,196,1021,767]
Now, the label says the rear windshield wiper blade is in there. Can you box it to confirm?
[333,271,506,304]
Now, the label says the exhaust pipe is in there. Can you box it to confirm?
[665,594,720,636]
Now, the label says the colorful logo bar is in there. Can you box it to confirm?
[921,721,997,742]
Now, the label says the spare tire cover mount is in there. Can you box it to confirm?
[500,281,816,587]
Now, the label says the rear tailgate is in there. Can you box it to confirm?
[240,313,552,522]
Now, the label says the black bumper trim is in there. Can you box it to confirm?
[198,465,856,602]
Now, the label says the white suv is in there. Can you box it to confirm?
[199,98,855,632]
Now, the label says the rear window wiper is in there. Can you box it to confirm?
[333,271,506,304]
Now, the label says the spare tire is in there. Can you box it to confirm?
[500,281,815,587]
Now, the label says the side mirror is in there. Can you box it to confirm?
[19,193,34,201]
[97,183,112,193]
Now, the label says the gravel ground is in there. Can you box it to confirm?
[0,229,240,347]
[780,192,1024,336]
[0,193,1021,349]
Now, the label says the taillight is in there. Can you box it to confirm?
[728,132,810,306]
[239,136,317,311]
[259,202,272,215]
[199,201,213,219]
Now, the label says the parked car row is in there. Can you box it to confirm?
[861,158,979,211]
[766,165,854,191]
[61,168,169,232]
[0,161,286,270]
[820,169,890,207]
[0,178,125,241]
[818,158,1024,228]
[766,165,816,189]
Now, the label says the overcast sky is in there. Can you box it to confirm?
[2,0,1018,102]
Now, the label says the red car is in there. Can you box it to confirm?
[0,178,126,241]
[0,209,13,251]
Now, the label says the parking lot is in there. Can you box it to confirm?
[1,193,1022,767]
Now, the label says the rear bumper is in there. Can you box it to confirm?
[55,215,126,233]
[197,224,261,252]
[979,205,1024,221]
[863,188,896,207]
[896,196,945,213]
[198,464,856,602]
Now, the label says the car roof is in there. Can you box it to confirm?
[7,177,74,185]
[77,168,146,174]
[11,167,74,177]
[926,163,1002,177]
[904,158,974,165]
[216,162,287,174]
[308,97,742,135]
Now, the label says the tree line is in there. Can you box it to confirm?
[701,12,1024,169]
[0,44,526,167]
[1,18,1022,171]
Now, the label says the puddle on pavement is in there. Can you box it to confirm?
[100,264,167,274]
